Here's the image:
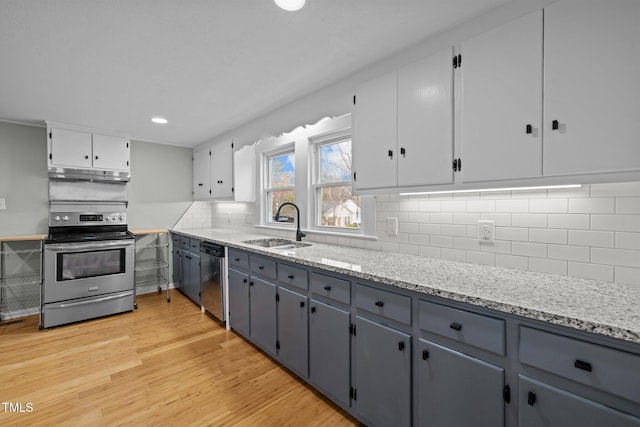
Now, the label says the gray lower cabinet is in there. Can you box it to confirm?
[277,286,308,376]
[309,298,351,408]
[177,237,201,304]
[171,234,181,290]
[354,315,411,427]
[519,376,640,427]
[228,267,250,336]
[249,276,277,355]
[417,339,505,427]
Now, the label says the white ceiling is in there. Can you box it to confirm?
[0,0,509,147]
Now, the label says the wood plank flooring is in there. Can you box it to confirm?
[0,291,361,426]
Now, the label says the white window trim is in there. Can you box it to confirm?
[262,143,296,226]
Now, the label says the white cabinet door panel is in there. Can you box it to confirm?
[461,10,543,183]
[353,71,397,190]
[543,0,640,176]
[92,134,129,171]
[211,140,233,198]
[398,47,454,187]
[193,147,211,199]
[49,128,92,168]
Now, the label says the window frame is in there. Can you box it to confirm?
[263,145,296,225]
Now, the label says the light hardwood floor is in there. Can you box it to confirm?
[0,291,361,426]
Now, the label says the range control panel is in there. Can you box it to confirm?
[49,212,127,227]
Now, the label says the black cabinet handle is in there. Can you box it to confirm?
[388,149,393,159]
[311,307,316,313]
[249,281,254,286]
[95,156,99,160]
[374,300,384,307]
[300,301,305,308]
[527,391,537,406]
[552,119,560,130]
[574,359,592,372]
[287,274,295,279]
[198,183,203,187]
[398,341,405,351]
[400,147,406,156]
[258,265,264,270]
[526,124,533,134]
[85,155,89,159]
[242,279,247,283]
[503,385,511,403]
[234,258,240,262]
[450,322,462,331]
[323,285,332,291]
[422,350,429,360]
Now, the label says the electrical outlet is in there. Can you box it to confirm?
[478,220,494,243]
[387,217,398,236]
[0,198,6,210]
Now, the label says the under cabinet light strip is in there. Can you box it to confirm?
[399,184,582,196]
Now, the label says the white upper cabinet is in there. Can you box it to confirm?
[48,125,130,173]
[193,139,235,200]
[233,144,256,202]
[543,0,640,176]
[460,11,543,183]
[353,71,398,191]
[398,47,454,187]
[353,47,454,191]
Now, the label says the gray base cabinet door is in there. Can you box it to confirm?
[250,276,277,355]
[171,236,181,289]
[277,287,309,376]
[309,299,351,408]
[519,376,640,427]
[417,339,505,427]
[187,252,201,304]
[228,268,250,337]
[354,315,411,427]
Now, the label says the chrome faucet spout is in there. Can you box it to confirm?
[274,202,306,242]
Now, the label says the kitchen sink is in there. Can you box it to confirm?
[242,238,311,249]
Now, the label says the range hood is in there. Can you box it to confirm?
[48,167,130,183]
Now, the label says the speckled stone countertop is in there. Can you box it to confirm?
[173,227,640,345]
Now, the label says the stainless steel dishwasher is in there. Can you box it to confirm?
[200,242,225,322]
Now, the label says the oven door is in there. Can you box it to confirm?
[43,239,134,303]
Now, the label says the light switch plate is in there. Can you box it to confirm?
[387,217,398,236]
[0,198,6,210]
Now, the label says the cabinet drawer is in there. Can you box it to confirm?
[179,236,190,249]
[355,284,411,325]
[419,301,505,356]
[277,263,308,291]
[250,255,277,281]
[228,249,249,270]
[520,326,640,403]
[310,272,350,305]
[189,238,200,252]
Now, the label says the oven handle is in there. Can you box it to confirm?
[45,240,134,252]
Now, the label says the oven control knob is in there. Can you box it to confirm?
[54,215,61,221]
[119,214,125,221]
[112,215,118,221]
[62,216,69,221]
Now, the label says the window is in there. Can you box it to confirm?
[265,150,296,223]
[313,136,361,230]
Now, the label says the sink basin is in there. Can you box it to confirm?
[242,238,311,249]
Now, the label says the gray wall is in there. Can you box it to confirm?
[0,121,193,235]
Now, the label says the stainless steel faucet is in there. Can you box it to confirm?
[274,202,306,242]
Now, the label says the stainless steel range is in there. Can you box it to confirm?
[42,181,135,328]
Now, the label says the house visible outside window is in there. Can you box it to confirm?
[266,150,296,223]
[313,136,361,230]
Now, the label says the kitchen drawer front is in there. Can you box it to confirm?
[277,263,308,291]
[179,236,190,250]
[228,249,249,270]
[419,300,505,356]
[520,326,640,403]
[250,255,277,281]
[310,272,350,305]
[189,238,200,252]
[355,283,411,325]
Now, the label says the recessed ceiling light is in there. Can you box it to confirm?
[274,0,306,11]
[151,117,168,124]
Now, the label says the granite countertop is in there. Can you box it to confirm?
[172,227,640,345]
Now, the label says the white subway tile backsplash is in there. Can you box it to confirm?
[568,230,614,248]
[591,248,640,268]
[440,224,468,237]
[547,185,591,198]
[480,240,511,254]
[429,213,454,224]
[399,222,420,234]
[616,197,640,214]
[380,241,400,253]
[419,224,442,235]
[512,214,548,228]
[453,212,482,225]
[419,246,441,258]
[616,232,640,250]
[408,212,430,223]
[495,227,528,242]
[418,200,442,212]
[441,248,466,262]
[548,245,590,262]
[529,258,567,276]
[453,237,481,251]
[480,213,511,226]
[568,198,615,214]
[398,244,420,256]
[466,200,496,212]
[511,189,548,199]
[547,214,590,230]
[430,235,454,248]
[591,214,640,232]
[408,234,430,246]
[512,242,548,258]
[441,200,467,212]
[568,262,614,282]
[590,182,640,197]
[495,199,529,212]
[615,267,640,286]
[529,229,567,244]
[529,198,568,213]
[495,254,529,271]
[466,251,495,266]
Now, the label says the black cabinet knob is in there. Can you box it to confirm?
[85,155,89,159]
[258,265,264,270]
[450,322,462,331]
[95,156,99,160]
[311,307,316,313]
[300,301,305,308]
[527,391,537,406]
[288,274,295,279]
[374,300,384,307]
[574,359,592,372]
[398,341,405,351]
[242,279,247,283]
[422,350,429,360]
[323,285,332,291]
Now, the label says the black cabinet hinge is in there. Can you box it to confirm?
[503,385,511,403]
[209,150,211,156]
[350,387,357,401]
[276,293,280,302]
[49,153,52,160]
[49,132,52,139]
[353,95,356,105]
[231,142,234,148]
[353,171,356,181]
[126,161,129,167]
[209,189,212,195]
[126,142,129,148]
[232,187,234,192]
[453,54,462,69]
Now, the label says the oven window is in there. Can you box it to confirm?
[57,248,125,281]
